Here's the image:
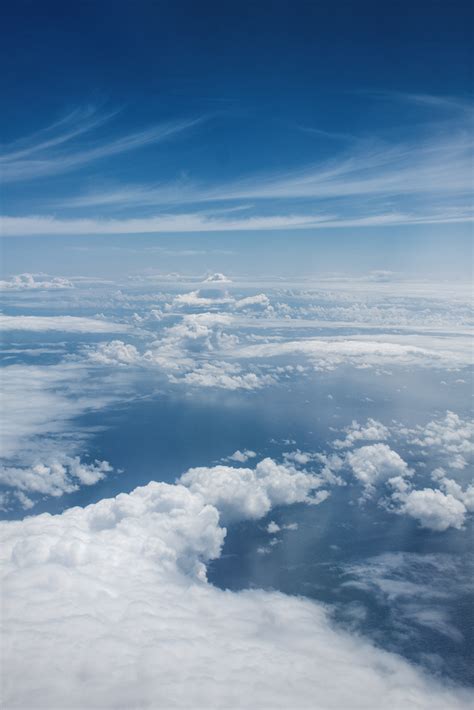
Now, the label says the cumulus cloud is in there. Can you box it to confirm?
[180,361,274,391]
[0,273,74,290]
[227,449,257,463]
[408,411,474,470]
[346,444,412,495]
[203,272,232,283]
[179,457,329,523]
[395,488,467,531]
[233,293,271,309]
[432,468,474,512]
[0,457,112,502]
[84,339,141,365]
[83,314,273,391]
[1,476,470,709]
[333,418,389,449]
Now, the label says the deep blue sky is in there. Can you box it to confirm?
[2,0,472,124]
[1,0,473,275]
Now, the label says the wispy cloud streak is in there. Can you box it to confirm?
[2,207,472,236]
[0,108,204,182]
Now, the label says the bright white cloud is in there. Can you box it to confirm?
[233,293,271,309]
[203,272,232,283]
[333,418,389,449]
[237,334,472,370]
[0,363,126,504]
[0,273,73,290]
[408,411,474,469]
[1,476,470,710]
[346,444,411,494]
[179,457,329,523]
[395,488,467,531]
[84,339,141,365]
[227,449,257,463]
[0,457,112,501]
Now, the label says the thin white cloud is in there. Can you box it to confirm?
[56,106,474,209]
[236,333,472,370]
[2,207,472,236]
[1,107,204,182]
[0,314,129,332]
[0,362,131,505]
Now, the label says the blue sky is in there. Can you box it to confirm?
[1,0,473,278]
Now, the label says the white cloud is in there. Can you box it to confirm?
[179,457,329,523]
[0,363,126,503]
[173,290,232,308]
[432,469,474,512]
[408,411,474,469]
[267,520,280,533]
[3,208,472,237]
[227,449,257,463]
[1,107,203,183]
[181,361,273,391]
[346,444,411,495]
[333,418,389,449]
[203,272,232,283]
[0,457,112,500]
[82,314,272,391]
[233,293,271,309]
[0,314,129,333]
[0,273,73,291]
[1,476,469,709]
[0,212,329,236]
[84,339,141,365]
[395,488,467,531]
[237,334,471,370]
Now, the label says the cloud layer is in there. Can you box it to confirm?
[1,470,471,709]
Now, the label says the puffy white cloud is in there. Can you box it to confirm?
[408,411,474,469]
[1,477,470,710]
[173,289,232,308]
[227,449,257,463]
[333,418,389,449]
[267,520,280,533]
[0,273,73,290]
[346,444,411,494]
[203,272,232,283]
[179,457,329,523]
[181,361,273,391]
[82,313,272,391]
[233,293,270,309]
[396,488,467,531]
[0,457,112,501]
[432,470,474,512]
[84,339,141,365]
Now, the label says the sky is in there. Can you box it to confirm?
[1,2,473,709]
[1,0,473,278]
